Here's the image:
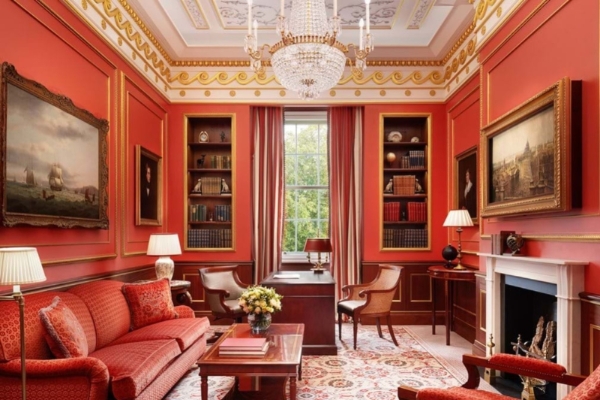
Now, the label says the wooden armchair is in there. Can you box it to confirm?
[398,353,594,400]
[337,264,402,350]
[198,265,248,323]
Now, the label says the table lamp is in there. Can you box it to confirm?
[443,210,473,270]
[303,238,332,274]
[147,233,182,281]
[0,247,46,400]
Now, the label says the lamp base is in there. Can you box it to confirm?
[453,262,468,270]
[310,266,325,274]
[155,257,174,281]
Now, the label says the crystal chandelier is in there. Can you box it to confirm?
[244,0,374,100]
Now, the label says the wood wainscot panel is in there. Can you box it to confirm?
[363,261,443,325]
[453,278,476,344]
[176,261,253,322]
[473,272,487,356]
[580,292,600,374]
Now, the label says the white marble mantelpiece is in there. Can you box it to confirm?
[478,253,588,398]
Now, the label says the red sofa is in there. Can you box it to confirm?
[0,280,210,400]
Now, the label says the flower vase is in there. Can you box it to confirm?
[248,313,272,333]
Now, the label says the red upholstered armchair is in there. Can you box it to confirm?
[398,353,598,400]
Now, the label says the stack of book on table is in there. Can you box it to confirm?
[219,337,269,358]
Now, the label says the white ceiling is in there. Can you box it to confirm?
[126,0,475,61]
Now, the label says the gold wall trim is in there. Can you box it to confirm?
[443,37,477,82]
[474,0,502,23]
[168,70,446,87]
[43,253,117,266]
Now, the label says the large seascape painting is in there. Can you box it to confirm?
[1,63,109,228]
[480,78,581,218]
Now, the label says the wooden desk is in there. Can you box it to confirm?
[198,323,304,400]
[428,266,476,345]
[261,271,337,355]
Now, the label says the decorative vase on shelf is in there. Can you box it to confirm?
[248,313,272,333]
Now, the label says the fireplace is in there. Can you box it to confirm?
[480,253,587,398]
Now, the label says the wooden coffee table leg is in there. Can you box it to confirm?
[201,375,208,400]
[290,376,297,400]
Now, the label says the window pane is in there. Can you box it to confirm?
[285,190,297,220]
[318,221,329,238]
[319,124,328,154]
[318,189,329,219]
[296,189,318,220]
[284,125,297,153]
[283,220,297,252]
[285,155,297,186]
[297,155,318,185]
[318,154,328,185]
[297,124,319,154]
[297,221,319,249]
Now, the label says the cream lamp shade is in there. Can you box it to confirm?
[442,210,472,270]
[443,209,474,227]
[0,247,46,292]
[147,234,182,281]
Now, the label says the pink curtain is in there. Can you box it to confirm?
[250,107,285,283]
[329,107,363,303]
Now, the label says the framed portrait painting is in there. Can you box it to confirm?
[136,145,162,226]
[0,63,109,229]
[480,78,581,218]
[455,147,478,223]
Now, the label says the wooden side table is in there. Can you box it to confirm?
[170,280,192,307]
[428,266,476,345]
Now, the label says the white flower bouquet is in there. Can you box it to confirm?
[238,285,283,315]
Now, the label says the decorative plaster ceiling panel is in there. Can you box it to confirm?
[180,0,209,29]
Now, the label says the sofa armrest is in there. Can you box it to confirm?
[174,305,195,318]
[0,357,109,399]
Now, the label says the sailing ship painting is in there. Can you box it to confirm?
[48,163,63,191]
[1,66,108,229]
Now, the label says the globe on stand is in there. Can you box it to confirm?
[441,244,458,269]
[386,152,397,165]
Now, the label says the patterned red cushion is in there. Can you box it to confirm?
[121,279,179,330]
[490,353,567,376]
[39,296,88,358]
[565,363,600,400]
[417,387,512,399]
[110,317,210,351]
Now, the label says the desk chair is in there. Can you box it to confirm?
[337,264,402,350]
[199,266,248,340]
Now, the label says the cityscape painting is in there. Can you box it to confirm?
[480,78,581,218]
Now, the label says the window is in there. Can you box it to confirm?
[283,111,329,257]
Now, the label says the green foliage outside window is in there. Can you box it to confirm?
[283,121,329,254]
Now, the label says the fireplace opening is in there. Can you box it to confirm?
[501,275,558,400]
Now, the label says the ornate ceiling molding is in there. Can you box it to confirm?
[181,0,209,29]
[63,0,526,102]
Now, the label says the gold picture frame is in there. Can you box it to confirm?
[0,63,109,229]
[455,146,478,224]
[480,78,581,218]
[136,145,162,226]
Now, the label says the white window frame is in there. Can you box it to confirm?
[282,110,329,262]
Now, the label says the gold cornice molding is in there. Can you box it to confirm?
[442,22,476,65]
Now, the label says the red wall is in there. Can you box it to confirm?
[448,0,600,292]
[0,0,169,288]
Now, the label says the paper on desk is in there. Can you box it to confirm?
[273,274,300,279]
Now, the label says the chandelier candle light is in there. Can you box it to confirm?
[244,0,374,100]
[442,210,474,270]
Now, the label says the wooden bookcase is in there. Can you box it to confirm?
[184,114,235,251]
[380,114,431,250]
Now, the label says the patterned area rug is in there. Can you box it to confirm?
[165,325,466,400]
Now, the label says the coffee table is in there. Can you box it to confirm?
[198,323,304,400]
